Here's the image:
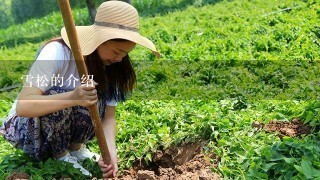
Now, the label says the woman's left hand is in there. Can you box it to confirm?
[98,156,118,178]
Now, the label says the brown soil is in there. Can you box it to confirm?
[118,142,219,180]
[5,142,219,180]
[252,118,311,138]
[5,171,30,180]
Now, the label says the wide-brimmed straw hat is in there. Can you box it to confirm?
[61,0,160,57]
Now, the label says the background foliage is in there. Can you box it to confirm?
[0,0,13,29]
[10,0,94,24]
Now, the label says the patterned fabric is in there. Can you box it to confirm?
[0,86,106,160]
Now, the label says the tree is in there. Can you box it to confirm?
[11,0,83,24]
[86,0,132,23]
[86,0,96,23]
[0,0,13,29]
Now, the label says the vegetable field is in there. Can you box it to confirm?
[0,0,320,179]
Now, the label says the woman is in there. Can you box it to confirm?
[0,1,159,178]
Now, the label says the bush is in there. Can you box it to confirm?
[0,0,13,29]
[11,0,86,24]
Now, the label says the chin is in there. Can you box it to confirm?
[103,60,111,65]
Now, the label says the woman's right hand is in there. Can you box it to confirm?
[71,80,98,107]
[98,156,118,178]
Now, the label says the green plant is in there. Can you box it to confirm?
[247,136,320,179]
[300,101,320,126]
[0,0,13,29]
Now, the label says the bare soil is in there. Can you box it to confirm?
[252,118,311,138]
[119,142,219,180]
[5,171,30,180]
[6,142,219,180]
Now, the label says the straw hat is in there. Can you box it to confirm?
[61,1,160,57]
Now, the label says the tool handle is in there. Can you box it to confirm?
[58,0,111,164]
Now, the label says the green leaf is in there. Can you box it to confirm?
[262,163,277,172]
[305,111,313,123]
[301,159,314,179]
[146,153,152,162]
[283,157,297,164]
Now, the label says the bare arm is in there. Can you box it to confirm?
[16,86,75,117]
[102,106,117,161]
[16,82,98,117]
[99,105,118,177]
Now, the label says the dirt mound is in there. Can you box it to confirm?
[5,171,30,180]
[5,142,219,180]
[119,142,219,180]
[252,118,311,138]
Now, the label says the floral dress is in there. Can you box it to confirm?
[0,86,107,160]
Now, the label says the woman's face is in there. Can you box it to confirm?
[97,40,136,66]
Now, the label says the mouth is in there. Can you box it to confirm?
[103,60,112,65]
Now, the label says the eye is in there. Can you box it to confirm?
[113,50,120,55]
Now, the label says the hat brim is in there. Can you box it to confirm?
[61,25,160,58]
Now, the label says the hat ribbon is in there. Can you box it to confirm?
[94,21,139,32]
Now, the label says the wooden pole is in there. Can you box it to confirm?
[57,0,111,165]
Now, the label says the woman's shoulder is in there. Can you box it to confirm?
[37,40,71,61]
[42,41,70,54]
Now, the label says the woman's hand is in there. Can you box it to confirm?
[98,156,118,178]
[71,80,98,107]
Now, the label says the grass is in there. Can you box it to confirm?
[0,0,320,179]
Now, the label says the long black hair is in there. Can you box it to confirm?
[85,41,136,101]
[40,37,136,101]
